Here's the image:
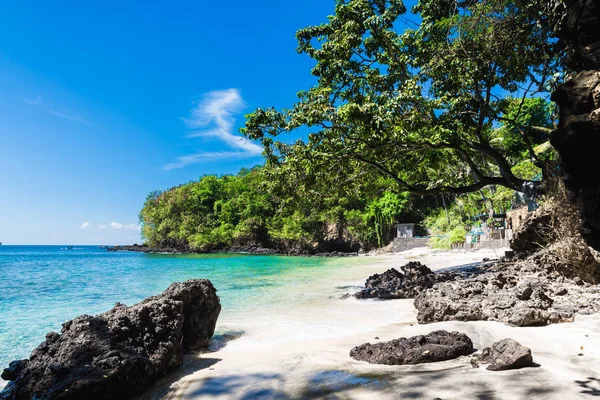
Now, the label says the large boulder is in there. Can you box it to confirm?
[354,262,456,299]
[476,339,534,371]
[0,279,221,400]
[350,330,473,365]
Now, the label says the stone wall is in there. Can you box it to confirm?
[506,206,530,231]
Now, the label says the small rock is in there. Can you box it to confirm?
[350,330,473,365]
[578,353,584,356]
[574,277,584,286]
[477,338,533,371]
[470,357,480,368]
[555,288,568,296]
[516,286,533,301]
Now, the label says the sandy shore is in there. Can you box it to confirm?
[142,248,600,399]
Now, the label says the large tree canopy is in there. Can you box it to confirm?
[243,0,561,195]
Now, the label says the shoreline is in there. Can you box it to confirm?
[137,247,600,399]
[106,244,360,257]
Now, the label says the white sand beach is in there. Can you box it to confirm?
[143,248,600,400]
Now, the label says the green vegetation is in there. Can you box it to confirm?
[243,0,558,195]
[140,0,563,253]
[140,167,412,252]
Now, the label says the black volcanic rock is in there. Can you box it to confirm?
[354,262,456,299]
[476,338,534,371]
[107,244,191,254]
[350,330,473,365]
[0,279,221,400]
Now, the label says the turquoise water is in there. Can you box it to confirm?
[0,245,346,376]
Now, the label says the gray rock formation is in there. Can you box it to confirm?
[0,279,221,400]
[414,251,600,326]
[476,339,534,371]
[354,262,457,299]
[349,330,473,365]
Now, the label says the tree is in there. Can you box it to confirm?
[138,165,414,251]
[243,0,560,196]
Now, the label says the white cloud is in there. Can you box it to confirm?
[163,89,262,170]
[98,222,138,230]
[24,96,44,106]
[81,222,90,229]
[50,110,86,123]
[125,224,141,231]
[110,222,124,229]
[163,151,253,170]
[24,95,86,123]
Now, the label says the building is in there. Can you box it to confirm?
[396,223,415,238]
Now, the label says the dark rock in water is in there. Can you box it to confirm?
[477,338,533,371]
[107,243,358,257]
[1,360,28,381]
[354,262,456,300]
[227,245,281,255]
[312,251,358,257]
[350,330,473,365]
[0,279,221,400]
[107,244,191,254]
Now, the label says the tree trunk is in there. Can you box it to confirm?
[551,0,600,251]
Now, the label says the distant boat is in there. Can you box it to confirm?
[67,246,73,250]
[0,242,2,245]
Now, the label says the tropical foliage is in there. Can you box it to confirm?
[139,167,411,251]
[243,0,559,195]
[140,0,562,252]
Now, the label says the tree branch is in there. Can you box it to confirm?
[351,154,518,195]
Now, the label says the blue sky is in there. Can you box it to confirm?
[0,0,418,245]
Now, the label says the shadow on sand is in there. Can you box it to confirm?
[576,377,600,396]
[134,330,245,400]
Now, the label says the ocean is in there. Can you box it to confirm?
[0,245,355,380]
